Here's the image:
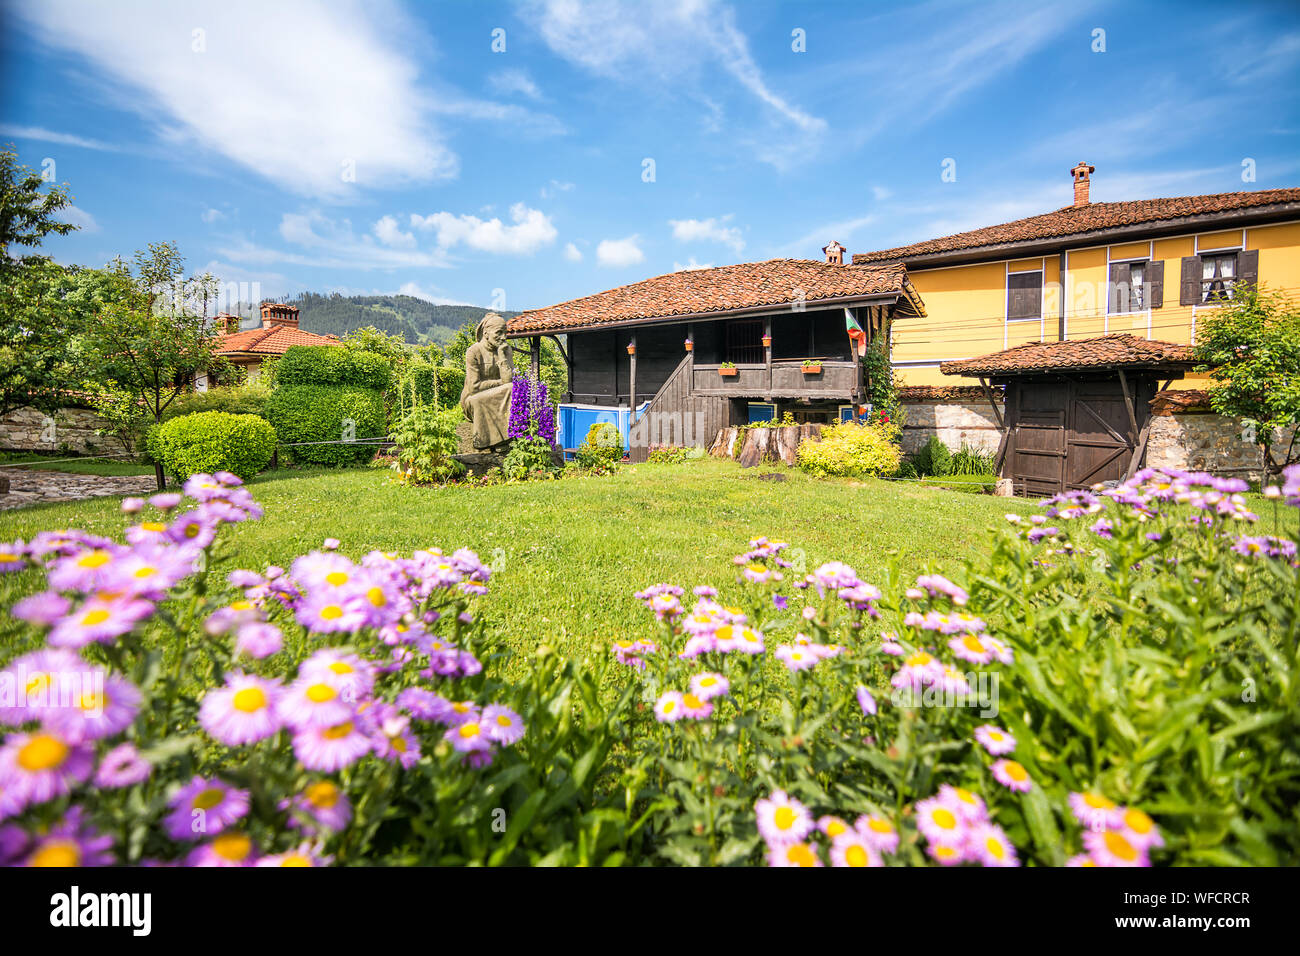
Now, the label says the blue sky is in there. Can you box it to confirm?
[3,0,1299,313]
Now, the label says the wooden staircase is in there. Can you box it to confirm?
[627,354,730,463]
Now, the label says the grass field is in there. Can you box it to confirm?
[0,451,154,477]
[0,459,1038,658]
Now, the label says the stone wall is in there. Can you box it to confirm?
[899,386,1003,457]
[0,405,128,456]
[1144,407,1295,481]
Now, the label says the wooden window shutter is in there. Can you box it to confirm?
[1147,260,1164,309]
[1237,249,1260,290]
[1108,262,1131,313]
[1007,272,1042,320]
[1179,256,1201,306]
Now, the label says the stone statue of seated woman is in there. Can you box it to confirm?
[459,312,514,451]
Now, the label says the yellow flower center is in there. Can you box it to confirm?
[1104,831,1139,862]
[682,693,704,710]
[212,833,252,861]
[0,554,20,564]
[699,676,716,687]
[230,600,252,611]
[18,734,69,772]
[933,845,959,860]
[1003,761,1028,782]
[932,807,958,830]
[278,853,312,867]
[328,661,353,675]
[25,673,49,695]
[325,571,350,586]
[366,587,387,608]
[773,806,796,831]
[306,683,337,703]
[786,844,817,867]
[1083,792,1116,810]
[825,819,848,838]
[961,634,986,652]
[323,722,354,740]
[29,841,81,867]
[496,714,513,727]
[192,787,225,810]
[1123,808,1154,834]
[391,736,408,752]
[954,787,977,805]
[987,837,1006,859]
[905,652,933,668]
[844,844,869,867]
[233,687,267,712]
[457,723,481,739]
[305,781,339,807]
[140,521,167,532]
[319,605,343,621]
[77,692,104,712]
[77,550,112,569]
[133,566,157,579]
[80,609,110,627]
[868,818,893,834]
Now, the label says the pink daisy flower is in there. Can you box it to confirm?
[830,830,881,867]
[937,785,988,825]
[855,815,900,855]
[186,832,257,867]
[774,644,818,672]
[164,777,250,841]
[47,596,154,648]
[990,759,1033,792]
[970,823,1019,867]
[199,673,284,746]
[0,730,93,811]
[915,796,966,844]
[689,672,729,700]
[974,724,1016,756]
[755,790,813,846]
[299,649,375,700]
[1067,791,1124,830]
[284,780,353,833]
[277,675,355,730]
[293,719,373,771]
[679,692,713,720]
[481,705,525,745]
[767,842,822,867]
[1082,828,1150,867]
[445,719,492,753]
[94,743,151,788]
[926,840,968,866]
[654,691,685,723]
[234,621,283,659]
[372,712,421,768]
[45,671,141,742]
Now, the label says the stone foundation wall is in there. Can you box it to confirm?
[0,405,128,456]
[899,398,1003,457]
[1144,411,1295,480]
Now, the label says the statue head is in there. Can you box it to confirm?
[476,312,508,350]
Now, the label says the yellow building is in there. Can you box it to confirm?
[851,164,1300,389]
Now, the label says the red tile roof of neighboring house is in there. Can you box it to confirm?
[508,260,923,334]
[1150,388,1212,414]
[851,188,1300,264]
[941,334,1195,377]
[898,384,999,403]
[214,325,341,357]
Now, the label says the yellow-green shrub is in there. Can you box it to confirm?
[796,421,901,479]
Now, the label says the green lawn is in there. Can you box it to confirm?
[0,450,154,477]
[1,459,1037,658]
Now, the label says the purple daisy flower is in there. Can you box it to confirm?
[690,672,729,700]
[755,790,814,846]
[21,807,114,867]
[164,777,251,841]
[974,724,1016,756]
[0,648,88,726]
[481,705,525,745]
[46,670,141,742]
[0,730,94,811]
[284,780,353,833]
[186,832,257,867]
[10,591,70,626]
[653,691,685,723]
[292,719,373,771]
[234,621,283,659]
[47,596,154,649]
[990,759,1033,792]
[277,675,356,730]
[445,719,492,753]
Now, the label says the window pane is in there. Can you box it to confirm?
[1221,257,1234,278]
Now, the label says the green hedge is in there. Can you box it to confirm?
[264,384,385,465]
[402,362,465,409]
[160,384,270,422]
[274,345,392,390]
[147,411,277,480]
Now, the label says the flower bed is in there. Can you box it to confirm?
[0,464,1297,866]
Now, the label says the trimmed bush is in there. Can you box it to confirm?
[264,384,386,465]
[147,411,277,480]
[574,422,622,472]
[402,361,465,410]
[796,421,902,479]
[274,345,392,390]
[160,383,271,422]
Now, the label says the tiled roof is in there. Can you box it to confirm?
[898,384,1000,403]
[851,188,1300,264]
[941,334,1194,377]
[1150,388,1212,415]
[508,260,920,333]
[214,325,341,357]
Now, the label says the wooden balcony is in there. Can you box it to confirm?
[690,359,861,399]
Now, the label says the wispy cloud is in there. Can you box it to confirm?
[488,67,543,101]
[0,124,120,152]
[12,0,456,199]
[217,210,450,271]
[57,205,100,233]
[669,215,745,253]
[596,234,645,267]
[410,202,558,255]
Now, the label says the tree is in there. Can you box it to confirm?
[1193,283,1300,475]
[80,242,229,487]
[0,144,79,418]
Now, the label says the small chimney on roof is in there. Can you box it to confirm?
[822,240,846,266]
[1071,161,1096,207]
[215,312,241,334]
[260,302,300,329]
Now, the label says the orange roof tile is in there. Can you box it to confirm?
[851,188,1300,265]
[214,325,341,356]
[508,259,922,334]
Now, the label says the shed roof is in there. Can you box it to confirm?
[214,325,341,357]
[940,334,1195,378]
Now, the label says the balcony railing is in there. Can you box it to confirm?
[690,359,861,398]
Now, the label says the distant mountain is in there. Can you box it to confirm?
[285,293,518,346]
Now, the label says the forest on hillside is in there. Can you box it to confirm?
[283,292,518,345]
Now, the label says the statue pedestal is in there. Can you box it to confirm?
[453,444,564,478]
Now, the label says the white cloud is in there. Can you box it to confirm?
[410,202,557,255]
[0,124,119,152]
[596,235,645,268]
[201,207,226,224]
[520,0,824,134]
[563,242,583,262]
[12,0,456,199]
[669,215,744,253]
[217,210,449,270]
[673,258,713,271]
[57,205,99,233]
[488,68,543,100]
[373,214,416,248]
[396,281,477,306]
[541,179,575,199]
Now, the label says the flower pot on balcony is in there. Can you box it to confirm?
[802,364,822,374]
[719,367,738,377]
[626,344,636,355]
[761,336,772,348]
[684,340,693,352]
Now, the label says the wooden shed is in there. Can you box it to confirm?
[940,335,1196,496]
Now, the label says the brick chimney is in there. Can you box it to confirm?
[260,303,300,329]
[214,312,241,334]
[1071,161,1096,207]
[822,239,846,265]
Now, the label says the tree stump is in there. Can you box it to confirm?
[713,423,827,468]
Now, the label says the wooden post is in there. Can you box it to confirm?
[687,323,696,396]
[1116,368,1140,440]
[763,315,772,401]
[530,336,540,381]
[1125,418,1152,481]
[629,333,637,418]
[979,377,1005,430]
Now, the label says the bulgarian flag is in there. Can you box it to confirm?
[845,308,867,359]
